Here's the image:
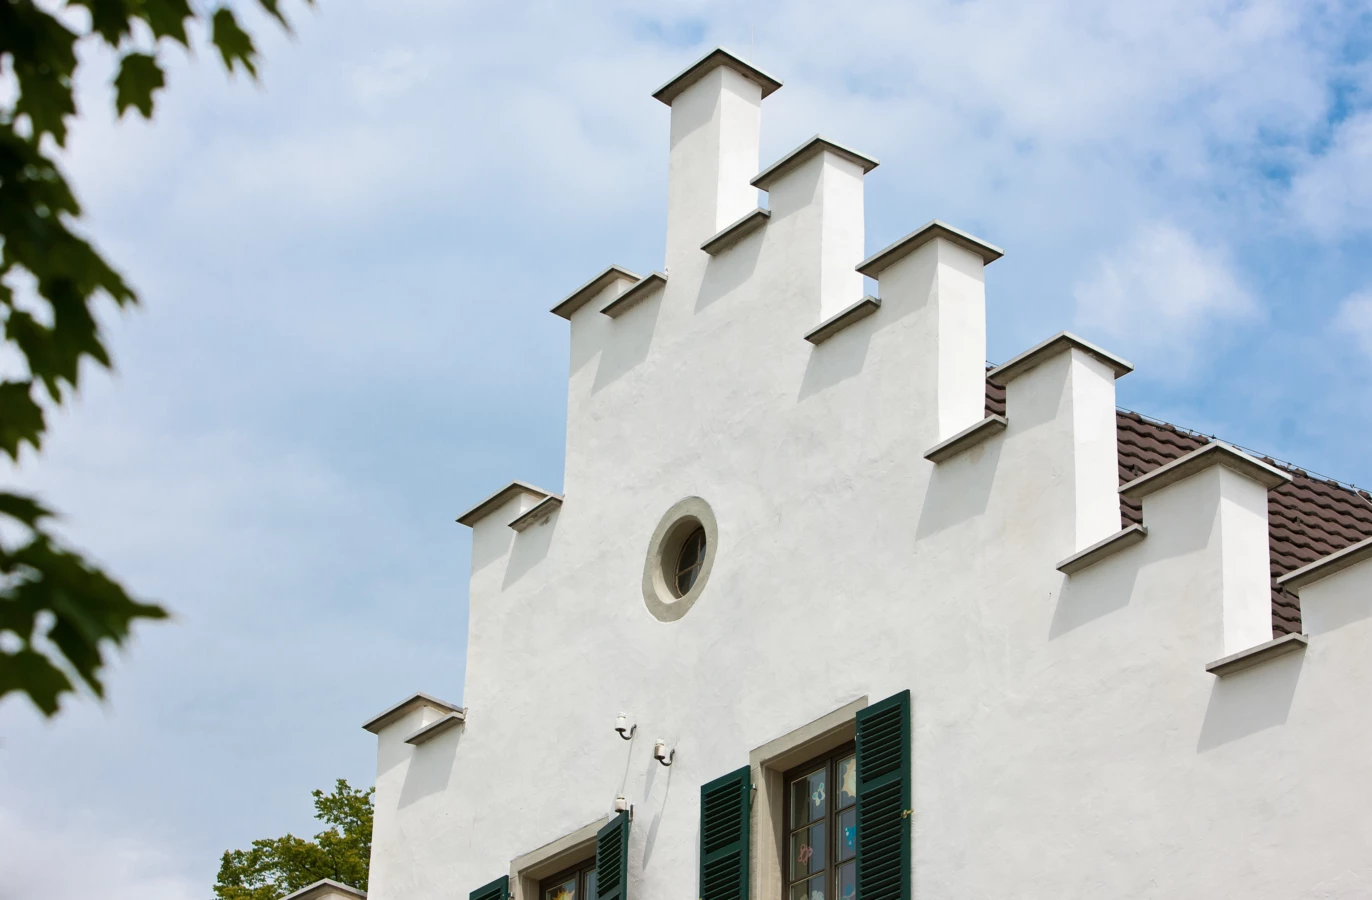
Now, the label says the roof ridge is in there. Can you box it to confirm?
[1114,405,1372,501]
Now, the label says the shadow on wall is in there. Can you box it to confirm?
[504,515,557,588]
[472,516,517,573]
[398,726,462,809]
[640,755,674,868]
[697,231,763,313]
[1049,559,1142,639]
[915,438,1003,540]
[797,323,874,400]
[1196,651,1304,753]
[593,292,662,394]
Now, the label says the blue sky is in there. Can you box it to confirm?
[3,1,1372,897]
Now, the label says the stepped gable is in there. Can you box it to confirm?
[984,378,1372,635]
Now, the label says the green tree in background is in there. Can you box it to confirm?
[0,0,311,716]
[216,779,374,900]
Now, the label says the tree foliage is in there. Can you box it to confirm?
[215,779,374,900]
[0,0,311,715]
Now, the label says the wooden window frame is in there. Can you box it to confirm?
[536,857,596,900]
[781,741,856,900]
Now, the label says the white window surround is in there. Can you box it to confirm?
[508,815,610,900]
[748,696,869,900]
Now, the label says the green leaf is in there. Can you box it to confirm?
[66,0,136,47]
[140,0,196,46]
[211,8,259,78]
[0,491,53,528]
[0,648,73,716]
[114,52,166,119]
[0,381,47,460]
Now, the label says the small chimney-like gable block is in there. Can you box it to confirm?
[993,332,1132,552]
[659,49,779,273]
[1121,442,1292,657]
[759,136,879,322]
[858,220,1000,444]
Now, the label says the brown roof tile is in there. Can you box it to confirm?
[983,378,1372,635]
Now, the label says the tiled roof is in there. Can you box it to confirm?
[984,379,1372,634]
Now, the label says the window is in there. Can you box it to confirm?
[674,526,707,596]
[784,745,857,900]
[539,859,596,900]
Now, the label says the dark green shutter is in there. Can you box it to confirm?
[855,690,911,900]
[470,874,508,900]
[594,810,630,900]
[699,765,751,900]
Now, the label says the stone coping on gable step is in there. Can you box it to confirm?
[804,296,881,345]
[1205,632,1308,677]
[923,415,1008,464]
[550,265,639,319]
[987,331,1133,385]
[1056,524,1148,575]
[701,208,771,256]
[752,135,879,192]
[1276,535,1372,594]
[1119,441,1292,502]
[361,691,464,734]
[857,220,1003,278]
[653,47,782,105]
[601,272,667,318]
[509,495,564,532]
[404,712,466,746]
[456,481,553,528]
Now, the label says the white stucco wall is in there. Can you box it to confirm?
[365,50,1372,900]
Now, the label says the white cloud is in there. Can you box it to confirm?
[1336,289,1372,358]
[1291,111,1372,238]
[0,807,198,900]
[1072,222,1257,376]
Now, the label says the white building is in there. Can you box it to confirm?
[358,49,1372,900]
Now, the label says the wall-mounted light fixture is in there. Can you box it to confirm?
[653,739,675,767]
[615,713,636,741]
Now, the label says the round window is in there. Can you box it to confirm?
[642,497,717,622]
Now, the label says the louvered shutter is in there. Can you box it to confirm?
[470,874,509,900]
[699,765,750,900]
[855,690,911,900]
[594,810,631,900]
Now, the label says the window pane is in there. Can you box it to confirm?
[790,822,826,876]
[837,861,855,900]
[790,876,827,900]
[836,807,855,861]
[583,869,596,898]
[545,878,576,900]
[837,755,856,809]
[790,769,823,827]
[804,768,827,821]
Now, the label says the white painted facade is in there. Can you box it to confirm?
[362,50,1372,900]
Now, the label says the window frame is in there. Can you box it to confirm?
[673,525,708,596]
[781,741,857,900]
[536,857,596,900]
